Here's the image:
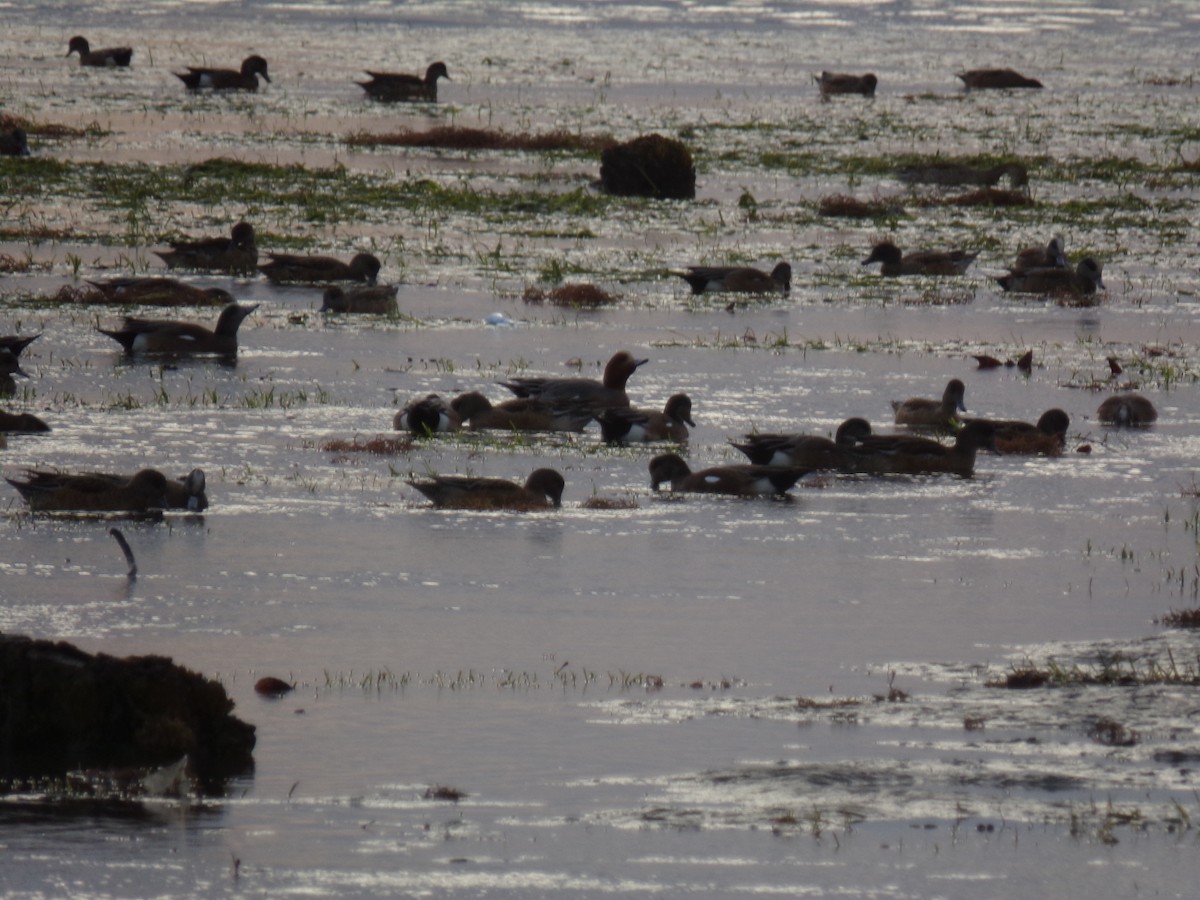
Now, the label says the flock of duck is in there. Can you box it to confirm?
[0,42,1149,513]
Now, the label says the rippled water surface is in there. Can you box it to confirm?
[3,1,1200,896]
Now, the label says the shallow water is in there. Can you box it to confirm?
[3,1,1200,896]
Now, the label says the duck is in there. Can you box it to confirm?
[499,350,647,412]
[598,394,695,444]
[963,408,1069,454]
[730,417,874,468]
[66,36,132,68]
[997,257,1105,297]
[97,303,257,356]
[649,454,808,497]
[6,468,171,513]
[408,468,565,510]
[0,126,30,157]
[259,252,381,285]
[892,379,967,427]
[154,222,258,274]
[450,392,594,433]
[393,394,461,435]
[957,68,1043,90]
[1,348,30,396]
[84,278,235,307]
[1097,393,1157,426]
[320,285,399,315]
[896,161,1028,188]
[1011,235,1067,273]
[0,333,41,358]
[82,468,209,511]
[814,71,877,98]
[841,421,997,477]
[674,262,791,295]
[862,241,978,276]
[175,55,270,92]
[0,410,50,432]
[356,62,450,102]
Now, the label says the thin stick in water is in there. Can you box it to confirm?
[109,527,137,579]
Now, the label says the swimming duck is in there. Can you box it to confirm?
[842,421,997,477]
[450,392,594,432]
[0,410,50,432]
[0,348,30,396]
[675,262,791,295]
[1010,236,1067,273]
[499,350,647,412]
[84,278,235,307]
[0,333,41,358]
[814,71,877,98]
[963,409,1069,455]
[357,62,450,102]
[997,257,1105,297]
[0,126,31,157]
[393,394,461,435]
[957,68,1043,90]
[862,241,978,276]
[66,36,132,67]
[408,468,565,510]
[1097,393,1157,426]
[649,454,808,496]
[259,252,381,285]
[599,394,695,444]
[154,222,258,274]
[175,55,270,92]
[6,468,171,513]
[97,303,257,356]
[896,161,1028,188]
[892,379,967,427]
[731,417,873,468]
[320,285,399,315]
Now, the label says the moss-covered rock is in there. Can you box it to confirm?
[0,635,255,789]
[599,134,695,200]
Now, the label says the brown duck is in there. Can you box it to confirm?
[6,469,171,513]
[357,62,450,102]
[66,36,132,67]
[98,303,257,356]
[675,262,791,295]
[731,417,873,468]
[997,257,1104,297]
[84,278,235,307]
[892,379,967,427]
[154,222,258,274]
[260,252,381,285]
[176,56,271,91]
[963,409,1069,455]
[499,350,647,412]
[896,161,1028,188]
[1097,394,1157,426]
[841,421,997,477]
[450,392,594,433]
[599,394,695,444]
[408,468,565,510]
[957,68,1043,90]
[320,285,399,315]
[649,454,808,497]
[814,71,877,98]
[863,242,978,276]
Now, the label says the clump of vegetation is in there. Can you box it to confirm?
[580,494,639,510]
[424,784,467,802]
[346,126,613,153]
[1157,608,1200,628]
[321,435,414,456]
[1089,717,1138,747]
[522,283,620,307]
[924,188,1032,208]
[990,651,1200,688]
[818,193,904,218]
[598,133,695,199]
